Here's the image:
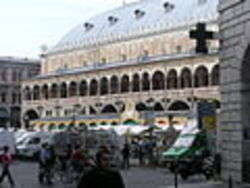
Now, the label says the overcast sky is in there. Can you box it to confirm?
[0,0,137,59]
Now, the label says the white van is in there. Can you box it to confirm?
[16,132,52,159]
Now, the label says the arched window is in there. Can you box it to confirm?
[180,68,192,88]
[101,105,118,114]
[100,77,109,95]
[110,76,119,94]
[194,66,209,87]
[24,87,31,100]
[152,71,165,90]
[154,102,164,111]
[51,84,58,98]
[41,85,49,99]
[33,85,40,100]
[167,69,178,89]
[136,103,148,111]
[142,73,150,91]
[60,83,67,98]
[168,101,190,111]
[132,74,140,92]
[90,79,98,96]
[121,75,130,93]
[211,65,220,86]
[69,82,77,97]
[79,80,88,96]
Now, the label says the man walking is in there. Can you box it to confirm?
[122,143,130,170]
[0,146,15,187]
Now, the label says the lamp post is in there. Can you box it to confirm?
[146,98,155,126]
[115,100,124,125]
[69,104,81,131]
[23,115,30,130]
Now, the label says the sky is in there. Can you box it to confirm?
[0,0,137,59]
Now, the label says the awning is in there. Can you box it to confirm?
[58,124,66,130]
[123,119,139,126]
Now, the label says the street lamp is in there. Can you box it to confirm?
[146,98,155,126]
[115,101,124,125]
[23,115,30,130]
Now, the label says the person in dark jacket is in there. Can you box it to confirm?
[122,143,130,170]
[77,150,125,188]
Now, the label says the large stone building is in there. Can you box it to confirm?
[22,0,220,131]
[0,57,40,128]
[219,0,250,184]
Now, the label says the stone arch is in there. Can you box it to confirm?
[136,102,148,111]
[79,80,88,96]
[89,106,97,114]
[23,109,39,129]
[167,69,178,89]
[60,82,67,98]
[121,75,130,93]
[132,73,140,92]
[168,101,190,111]
[154,102,164,111]
[100,77,109,95]
[142,72,150,91]
[211,65,220,86]
[152,71,165,90]
[41,84,49,99]
[90,79,98,96]
[69,81,78,97]
[33,85,40,100]
[101,104,118,114]
[50,83,59,98]
[194,66,209,87]
[180,67,192,88]
[110,75,119,94]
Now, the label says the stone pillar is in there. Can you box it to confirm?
[219,0,250,184]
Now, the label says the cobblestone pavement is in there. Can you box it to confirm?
[0,161,226,188]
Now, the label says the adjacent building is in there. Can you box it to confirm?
[0,57,40,128]
[22,0,220,131]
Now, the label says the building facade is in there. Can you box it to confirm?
[22,0,220,131]
[219,0,250,184]
[0,57,40,128]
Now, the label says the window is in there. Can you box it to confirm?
[46,110,53,117]
[12,93,16,104]
[163,2,175,12]
[134,9,145,19]
[176,45,182,53]
[101,58,107,65]
[121,54,127,61]
[1,93,6,103]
